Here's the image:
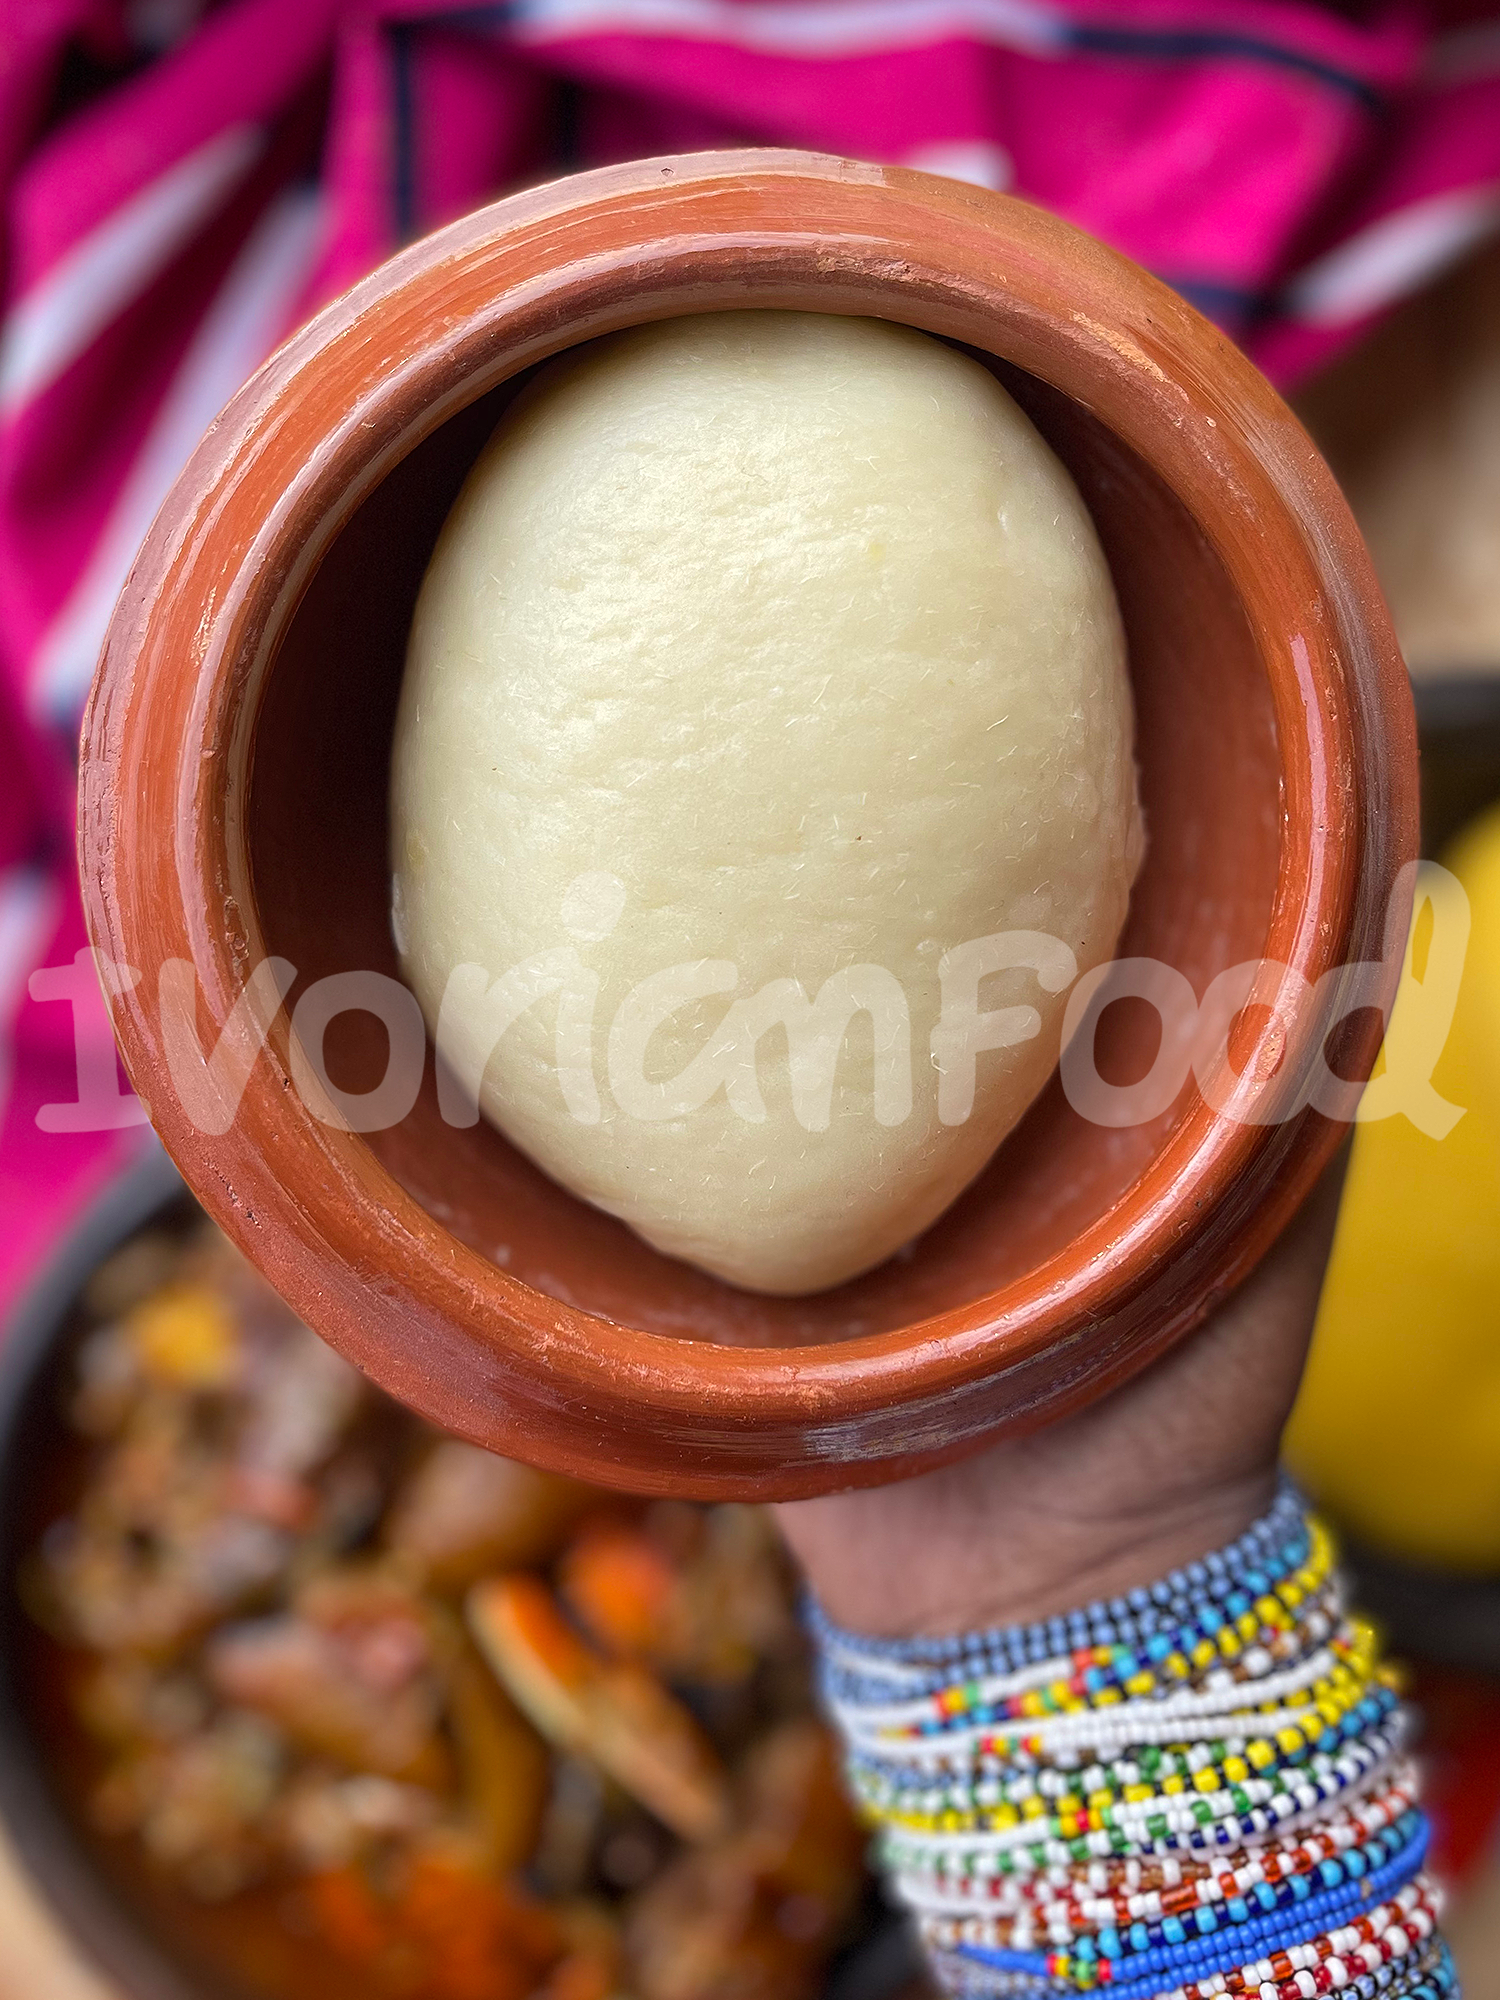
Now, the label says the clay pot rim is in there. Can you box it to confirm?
[80,150,1412,1484]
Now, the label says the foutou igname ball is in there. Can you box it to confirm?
[390,311,1142,1295]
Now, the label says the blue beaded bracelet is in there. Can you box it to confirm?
[810,1481,1310,1700]
[954,1813,1427,1994]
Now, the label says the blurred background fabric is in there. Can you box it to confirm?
[3,0,1500,1299]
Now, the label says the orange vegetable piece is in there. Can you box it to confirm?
[558,1521,676,1658]
[397,1847,560,2000]
[444,1641,550,1873]
[541,1954,618,2000]
[468,1575,729,1843]
[307,1865,393,1964]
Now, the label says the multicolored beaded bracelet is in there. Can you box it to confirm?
[809,1487,1454,2000]
[810,1483,1313,1701]
[847,1627,1386,1791]
[828,1514,1339,1726]
[910,1801,1425,1951]
[836,1520,1343,1748]
[901,1776,1422,1932]
[925,1934,1458,2000]
[874,1708,1408,1883]
[855,1689,1399,1845]
[949,1826,1430,1983]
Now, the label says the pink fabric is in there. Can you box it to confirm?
[3,0,1499,1311]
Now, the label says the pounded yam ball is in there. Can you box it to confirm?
[391,311,1142,1296]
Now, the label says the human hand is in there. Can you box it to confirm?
[777,1157,1345,1639]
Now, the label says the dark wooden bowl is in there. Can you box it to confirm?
[0,1152,930,2000]
[78,151,1416,1497]
[0,1150,208,2000]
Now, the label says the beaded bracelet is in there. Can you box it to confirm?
[810,1485,1455,2000]
[856,1682,1398,1839]
[810,1484,1313,1700]
[906,1797,1424,1939]
[898,1776,1422,1930]
[924,1935,1457,2000]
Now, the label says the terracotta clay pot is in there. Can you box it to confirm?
[78,151,1416,1498]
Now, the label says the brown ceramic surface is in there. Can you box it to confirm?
[78,151,1415,1498]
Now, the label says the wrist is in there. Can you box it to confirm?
[808,1486,1450,2000]
[779,1461,1277,1641]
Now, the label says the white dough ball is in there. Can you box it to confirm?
[391,311,1142,1296]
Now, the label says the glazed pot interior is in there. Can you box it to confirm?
[247,314,1281,1348]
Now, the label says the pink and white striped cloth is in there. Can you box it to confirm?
[2,0,1498,1309]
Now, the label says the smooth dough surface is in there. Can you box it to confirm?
[391,311,1142,1295]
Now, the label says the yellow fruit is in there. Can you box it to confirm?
[1285,801,1500,1569]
